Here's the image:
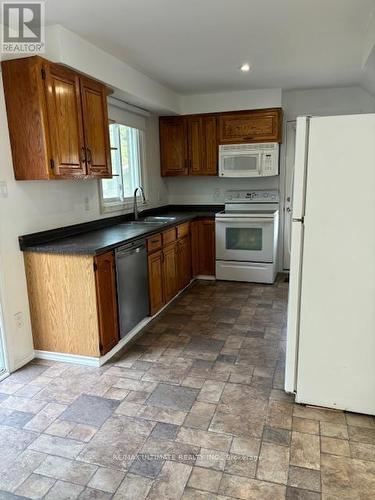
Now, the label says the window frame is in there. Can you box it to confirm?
[99,121,147,214]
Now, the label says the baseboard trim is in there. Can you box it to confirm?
[195,275,216,280]
[34,350,101,367]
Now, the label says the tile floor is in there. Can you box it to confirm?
[0,278,374,499]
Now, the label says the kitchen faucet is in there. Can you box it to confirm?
[133,186,146,220]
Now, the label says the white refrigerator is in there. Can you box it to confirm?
[285,114,375,415]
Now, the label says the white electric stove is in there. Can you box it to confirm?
[215,190,279,283]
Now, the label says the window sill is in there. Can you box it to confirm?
[100,200,148,215]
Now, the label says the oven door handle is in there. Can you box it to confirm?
[216,217,274,223]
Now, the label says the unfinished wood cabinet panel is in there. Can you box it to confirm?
[162,242,178,302]
[218,108,283,144]
[1,56,112,180]
[94,252,119,355]
[80,77,112,177]
[24,252,101,356]
[148,250,165,315]
[177,235,192,290]
[160,116,188,176]
[191,219,216,276]
[44,63,86,177]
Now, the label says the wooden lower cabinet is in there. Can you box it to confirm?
[94,252,119,355]
[177,235,192,289]
[191,219,216,276]
[24,250,119,357]
[148,250,165,315]
[162,242,178,303]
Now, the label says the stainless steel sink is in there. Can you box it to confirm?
[143,216,177,223]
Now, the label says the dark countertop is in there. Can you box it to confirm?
[19,206,222,256]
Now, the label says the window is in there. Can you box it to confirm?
[101,122,144,210]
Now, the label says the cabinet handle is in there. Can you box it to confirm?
[86,148,92,163]
[81,147,87,163]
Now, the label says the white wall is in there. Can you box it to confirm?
[0,75,166,372]
[282,86,375,119]
[181,88,282,115]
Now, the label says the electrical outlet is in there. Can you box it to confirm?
[0,181,8,198]
[84,196,90,211]
[213,188,222,202]
[14,311,23,328]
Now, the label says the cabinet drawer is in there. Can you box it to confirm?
[162,227,177,246]
[177,222,190,239]
[147,234,162,253]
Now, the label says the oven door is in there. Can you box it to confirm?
[219,152,262,177]
[216,217,275,263]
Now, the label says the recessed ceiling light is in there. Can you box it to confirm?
[240,63,251,72]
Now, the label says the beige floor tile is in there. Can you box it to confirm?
[266,400,293,430]
[176,427,232,452]
[219,473,286,499]
[184,401,216,430]
[195,448,227,471]
[290,431,320,470]
[349,442,375,462]
[293,405,346,425]
[197,380,225,404]
[187,466,222,493]
[320,421,348,439]
[147,460,192,500]
[256,442,289,484]
[321,436,350,457]
[230,437,261,458]
[345,413,375,429]
[292,417,319,435]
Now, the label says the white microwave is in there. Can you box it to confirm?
[218,142,279,178]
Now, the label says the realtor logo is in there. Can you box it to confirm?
[2,2,45,53]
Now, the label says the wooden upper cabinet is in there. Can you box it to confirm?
[160,116,188,176]
[94,252,119,355]
[218,108,282,144]
[1,56,112,180]
[187,115,218,176]
[44,64,86,177]
[80,77,112,177]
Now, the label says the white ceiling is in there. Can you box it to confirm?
[45,0,374,94]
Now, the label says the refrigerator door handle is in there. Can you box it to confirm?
[292,217,304,223]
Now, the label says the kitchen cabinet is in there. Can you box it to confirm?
[1,56,112,180]
[24,250,119,357]
[159,116,188,176]
[148,250,165,315]
[191,219,216,276]
[94,252,119,355]
[218,108,282,144]
[177,235,192,289]
[162,241,178,303]
[188,115,218,176]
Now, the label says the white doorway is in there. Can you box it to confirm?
[283,121,297,270]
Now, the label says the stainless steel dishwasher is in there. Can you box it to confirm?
[115,239,150,338]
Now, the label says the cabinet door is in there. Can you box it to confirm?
[94,252,119,355]
[148,250,165,315]
[202,115,218,175]
[187,116,203,175]
[44,63,87,177]
[187,115,218,176]
[218,109,282,144]
[191,219,215,276]
[160,117,188,176]
[80,77,112,177]
[177,235,192,290]
[162,242,178,302]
